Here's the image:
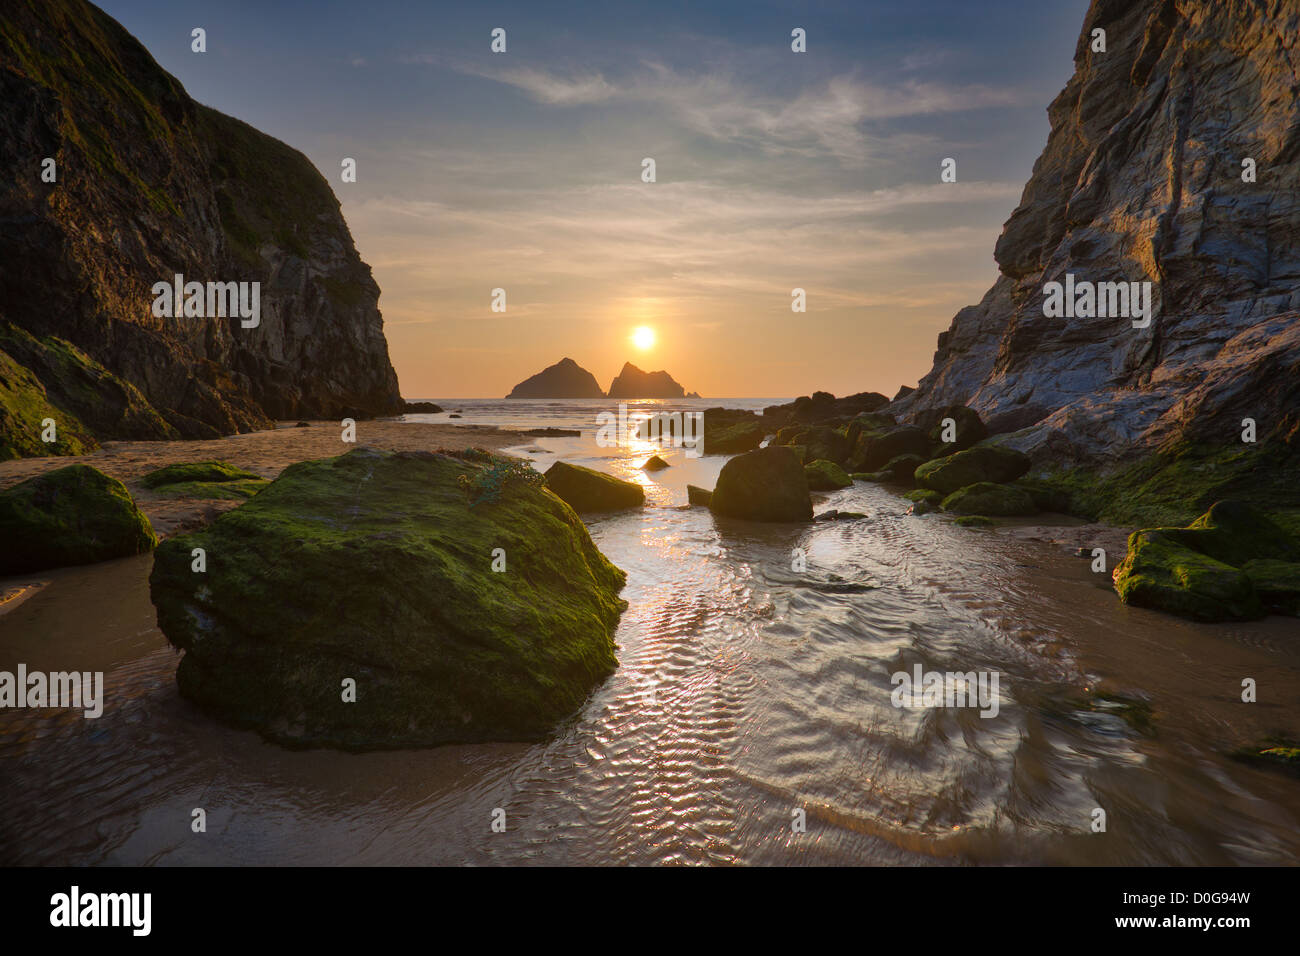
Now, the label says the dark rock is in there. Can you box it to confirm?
[544,461,645,512]
[880,453,924,486]
[643,455,670,471]
[0,465,156,574]
[914,405,987,452]
[940,482,1038,516]
[149,448,626,749]
[295,421,310,427]
[403,401,444,413]
[141,460,262,488]
[0,0,403,456]
[606,362,689,399]
[519,427,581,437]
[709,446,812,523]
[915,445,1032,495]
[506,358,604,399]
[804,459,852,490]
[687,484,712,506]
[848,425,931,472]
[775,425,850,466]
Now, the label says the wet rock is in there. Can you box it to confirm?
[149,448,627,749]
[804,458,852,490]
[402,401,444,413]
[0,465,156,574]
[1242,559,1300,615]
[775,425,850,467]
[1113,528,1262,621]
[940,482,1038,516]
[686,484,712,506]
[879,453,924,486]
[847,425,931,473]
[544,461,644,512]
[914,445,1032,495]
[140,460,262,488]
[709,445,812,523]
[641,455,670,471]
[914,405,987,453]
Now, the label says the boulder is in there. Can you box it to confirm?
[642,455,670,471]
[940,482,1038,516]
[544,461,645,512]
[775,425,849,466]
[914,444,1032,495]
[1183,500,1300,567]
[916,405,987,452]
[880,453,924,486]
[0,465,156,574]
[847,425,931,472]
[804,459,852,490]
[1011,478,1071,513]
[686,484,712,506]
[403,401,444,413]
[701,419,766,455]
[1242,559,1300,615]
[709,446,812,522]
[140,460,262,488]
[149,448,627,749]
[1113,529,1262,621]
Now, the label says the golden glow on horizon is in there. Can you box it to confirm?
[631,326,656,351]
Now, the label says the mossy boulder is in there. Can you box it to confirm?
[148,478,268,500]
[904,488,944,507]
[842,412,895,447]
[544,461,645,512]
[1112,529,1262,621]
[1011,478,1071,513]
[0,346,98,459]
[140,460,263,488]
[847,425,931,473]
[805,458,852,490]
[148,448,627,749]
[701,419,765,455]
[1113,501,1300,621]
[775,425,849,466]
[954,515,994,528]
[642,455,670,471]
[0,464,156,574]
[940,482,1038,516]
[915,444,1032,495]
[880,453,924,486]
[709,445,812,522]
[1241,559,1300,615]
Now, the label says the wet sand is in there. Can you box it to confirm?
[0,419,525,540]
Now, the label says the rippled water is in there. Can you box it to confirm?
[2,401,1299,865]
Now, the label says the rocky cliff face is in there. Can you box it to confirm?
[0,0,401,453]
[894,0,1300,468]
[506,357,605,398]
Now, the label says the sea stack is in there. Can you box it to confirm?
[506,358,605,398]
[606,362,689,399]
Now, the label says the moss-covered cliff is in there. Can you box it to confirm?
[0,0,402,456]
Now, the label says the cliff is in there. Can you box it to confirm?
[0,0,401,457]
[606,362,689,399]
[893,0,1300,471]
[506,357,605,399]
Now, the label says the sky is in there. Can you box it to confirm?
[98,0,1090,398]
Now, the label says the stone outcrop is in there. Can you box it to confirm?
[606,362,688,399]
[506,357,605,399]
[709,446,813,522]
[0,0,402,456]
[892,0,1300,469]
[544,461,645,512]
[149,448,627,749]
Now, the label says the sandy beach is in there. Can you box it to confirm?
[0,419,526,539]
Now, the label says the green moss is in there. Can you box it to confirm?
[1039,442,1298,527]
[0,346,97,459]
[941,481,1037,516]
[904,488,944,506]
[140,460,263,489]
[1231,738,1300,777]
[1112,528,1262,621]
[804,458,852,490]
[0,323,174,442]
[1241,559,1300,615]
[149,448,627,750]
[915,444,1031,495]
[0,464,156,573]
[954,515,994,528]
[148,478,268,500]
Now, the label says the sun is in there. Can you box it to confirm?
[631,326,656,351]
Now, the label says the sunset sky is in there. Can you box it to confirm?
[100,0,1089,398]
